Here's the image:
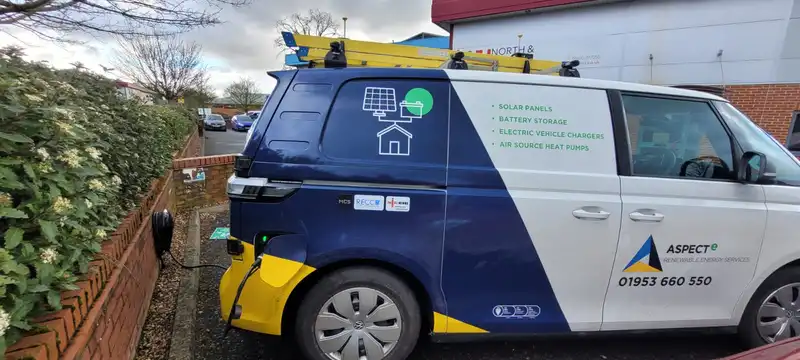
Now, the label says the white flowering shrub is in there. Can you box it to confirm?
[0,48,193,351]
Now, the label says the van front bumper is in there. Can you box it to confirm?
[218,241,314,335]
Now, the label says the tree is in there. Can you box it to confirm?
[112,34,207,102]
[224,77,260,112]
[182,83,216,109]
[0,0,252,42]
[273,9,340,53]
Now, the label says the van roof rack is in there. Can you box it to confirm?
[282,32,581,78]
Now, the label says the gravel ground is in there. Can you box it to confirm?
[135,213,189,360]
[192,210,744,360]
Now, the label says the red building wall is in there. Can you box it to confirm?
[432,0,601,23]
[724,84,800,143]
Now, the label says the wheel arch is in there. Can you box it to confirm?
[281,258,435,338]
[733,255,800,323]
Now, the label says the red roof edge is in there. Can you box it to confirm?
[432,0,604,25]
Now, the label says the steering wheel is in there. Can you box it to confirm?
[679,155,729,178]
[634,147,678,176]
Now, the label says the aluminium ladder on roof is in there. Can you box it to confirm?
[281,32,581,77]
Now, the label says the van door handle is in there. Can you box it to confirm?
[572,208,611,220]
[629,211,664,222]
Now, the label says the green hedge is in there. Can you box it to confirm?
[0,49,193,352]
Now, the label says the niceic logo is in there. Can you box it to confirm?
[385,196,410,212]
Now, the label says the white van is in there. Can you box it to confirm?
[222,68,800,360]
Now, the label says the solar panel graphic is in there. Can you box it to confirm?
[363,87,397,118]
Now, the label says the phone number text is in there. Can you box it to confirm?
[618,276,712,287]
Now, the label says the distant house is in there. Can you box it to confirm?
[377,124,413,156]
[115,81,162,104]
[209,93,270,117]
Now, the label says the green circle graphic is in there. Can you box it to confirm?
[404,88,433,116]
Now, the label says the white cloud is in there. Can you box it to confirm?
[0,0,448,98]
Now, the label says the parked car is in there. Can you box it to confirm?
[246,110,261,120]
[231,114,253,132]
[203,114,226,131]
[222,68,800,360]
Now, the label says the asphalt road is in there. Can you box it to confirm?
[204,127,248,156]
[192,212,744,360]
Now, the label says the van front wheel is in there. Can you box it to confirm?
[739,267,800,348]
[294,267,421,360]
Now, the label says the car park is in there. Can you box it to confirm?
[204,114,227,131]
[221,67,800,360]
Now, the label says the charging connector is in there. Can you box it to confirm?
[152,210,227,271]
[223,254,263,337]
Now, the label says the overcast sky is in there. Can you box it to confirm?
[0,0,448,98]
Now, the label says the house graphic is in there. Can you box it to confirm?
[377,123,413,156]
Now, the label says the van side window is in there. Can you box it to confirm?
[622,95,735,180]
[714,101,800,186]
[321,79,448,166]
[788,111,800,152]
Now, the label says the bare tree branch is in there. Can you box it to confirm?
[273,9,341,54]
[224,77,260,112]
[182,81,215,109]
[0,0,252,42]
[112,33,207,101]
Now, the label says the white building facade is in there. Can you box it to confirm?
[434,0,800,144]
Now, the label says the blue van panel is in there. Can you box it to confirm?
[249,69,449,187]
[235,183,449,314]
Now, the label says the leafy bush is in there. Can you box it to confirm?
[0,48,193,352]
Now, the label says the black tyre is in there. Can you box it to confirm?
[295,267,421,360]
[739,267,800,349]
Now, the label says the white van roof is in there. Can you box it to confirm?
[443,69,727,102]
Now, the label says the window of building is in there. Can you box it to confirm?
[622,95,735,180]
[320,79,449,166]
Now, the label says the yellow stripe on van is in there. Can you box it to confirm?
[260,253,309,287]
[433,312,488,334]
[220,241,316,335]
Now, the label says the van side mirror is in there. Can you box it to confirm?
[738,151,775,183]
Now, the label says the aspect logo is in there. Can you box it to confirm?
[666,243,718,254]
[623,235,663,273]
[353,195,385,211]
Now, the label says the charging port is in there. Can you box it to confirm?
[227,238,244,256]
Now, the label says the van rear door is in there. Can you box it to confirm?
[233,69,452,315]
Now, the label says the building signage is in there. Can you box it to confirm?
[468,44,535,56]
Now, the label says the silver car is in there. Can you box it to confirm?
[203,114,227,131]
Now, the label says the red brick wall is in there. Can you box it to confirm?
[724,83,800,143]
[172,155,235,212]
[4,130,201,360]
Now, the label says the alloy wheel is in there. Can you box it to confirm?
[314,287,402,360]
[757,282,800,343]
